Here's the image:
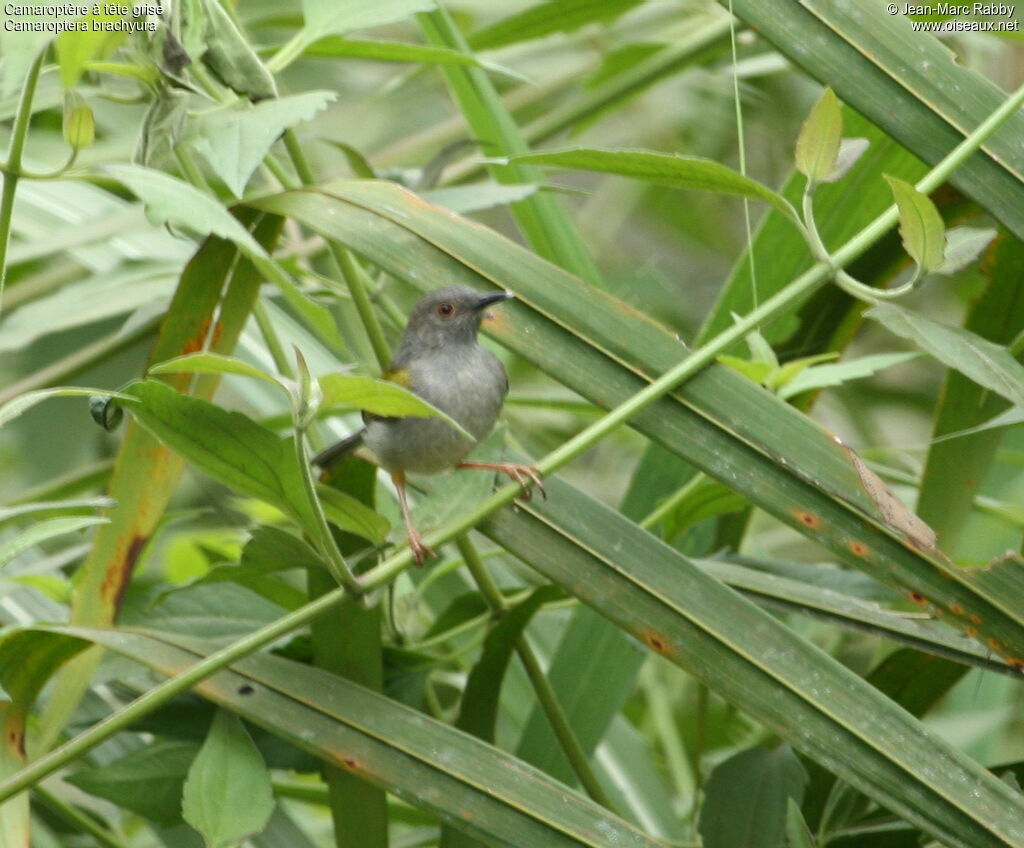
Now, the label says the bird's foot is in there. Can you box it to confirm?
[458,461,546,501]
[407,527,437,567]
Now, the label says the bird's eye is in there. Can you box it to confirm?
[436,302,455,317]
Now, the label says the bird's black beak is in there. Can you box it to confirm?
[475,290,515,310]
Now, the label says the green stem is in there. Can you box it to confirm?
[253,299,293,377]
[639,472,708,531]
[2,78,1021,805]
[293,430,358,591]
[0,50,45,313]
[33,785,128,848]
[282,130,392,370]
[455,536,617,811]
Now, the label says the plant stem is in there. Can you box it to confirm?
[0,50,45,313]
[455,536,617,811]
[282,130,392,370]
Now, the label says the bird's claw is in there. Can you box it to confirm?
[500,464,546,501]
[407,528,437,567]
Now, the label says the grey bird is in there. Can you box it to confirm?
[313,285,543,564]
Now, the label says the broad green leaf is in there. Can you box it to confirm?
[123,380,319,537]
[199,0,277,100]
[424,183,539,214]
[937,226,998,275]
[0,517,107,569]
[149,353,284,387]
[918,233,1024,555]
[468,0,643,51]
[777,352,918,399]
[867,302,1024,407]
[884,176,946,272]
[183,710,274,848]
[932,406,1024,444]
[717,355,774,385]
[479,473,1024,848]
[0,498,114,527]
[303,37,483,65]
[700,745,807,848]
[319,374,470,435]
[510,147,799,223]
[766,353,838,391]
[65,741,199,826]
[300,0,436,42]
[795,87,841,181]
[0,387,133,429]
[515,606,644,785]
[456,585,562,741]
[240,527,326,575]
[188,92,336,197]
[821,137,869,183]
[102,165,267,258]
[122,583,286,640]
[49,627,665,848]
[0,265,176,353]
[54,8,125,88]
[315,485,390,545]
[785,798,816,848]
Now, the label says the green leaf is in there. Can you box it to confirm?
[468,0,643,51]
[424,183,539,214]
[53,627,664,848]
[777,352,918,399]
[102,165,267,258]
[123,380,318,536]
[0,517,107,569]
[884,175,946,271]
[766,352,838,391]
[0,498,114,527]
[0,387,134,429]
[319,374,470,435]
[866,303,1024,407]
[795,87,842,181]
[183,710,274,848]
[65,741,199,826]
[937,226,998,275]
[456,586,562,741]
[717,355,775,385]
[315,485,390,545]
[821,137,869,184]
[932,406,1024,444]
[510,147,799,222]
[785,798,816,848]
[727,0,1024,243]
[300,0,436,43]
[700,745,808,848]
[54,8,125,88]
[199,0,277,100]
[188,92,336,196]
[149,353,284,387]
[303,37,482,66]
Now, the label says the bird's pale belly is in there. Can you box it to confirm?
[364,347,506,474]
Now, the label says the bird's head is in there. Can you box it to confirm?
[402,286,514,349]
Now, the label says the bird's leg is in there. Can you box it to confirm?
[392,469,436,566]
[456,461,546,501]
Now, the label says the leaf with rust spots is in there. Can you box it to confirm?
[840,442,938,554]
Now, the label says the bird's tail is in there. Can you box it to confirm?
[312,428,367,469]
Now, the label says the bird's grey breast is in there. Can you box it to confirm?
[365,343,507,474]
